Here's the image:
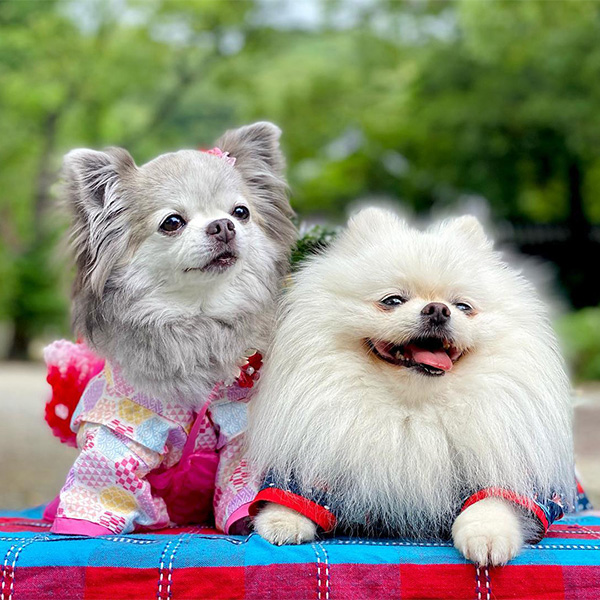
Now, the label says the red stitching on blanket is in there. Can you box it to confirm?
[7,543,23,600]
[0,542,17,600]
[312,542,331,600]
[0,522,51,529]
[550,528,590,534]
[483,566,491,600]
[476,566,481,600]
[314,544,322,600]
[577,525,600,540]
[157,540,173,600]
[320,543,330,600]
[165,535,185,599]
[1,537,41,600]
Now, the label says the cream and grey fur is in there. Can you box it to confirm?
[249,207,575,565]
[65,122,295,404]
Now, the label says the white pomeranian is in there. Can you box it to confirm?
[248,207,576,566]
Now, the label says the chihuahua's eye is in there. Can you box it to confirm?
[232,205,250,221]
[455,302,473,313]
[160,214,186,234]
[380,295,406,308]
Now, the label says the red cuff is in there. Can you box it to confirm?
[461,488,549,533]
[51,517,114,536]
[249,487,337,532]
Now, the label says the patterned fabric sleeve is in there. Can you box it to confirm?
[210,393,260,534]
[460,487,566,543]
[51,363,194,536]
[249,472,338,533]
[252,480,570,542]
[52,423,170,535]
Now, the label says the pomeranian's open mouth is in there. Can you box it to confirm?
[185,251,238,274]
[366,337,463,377]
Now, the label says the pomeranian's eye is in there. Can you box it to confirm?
[455,302,473,313]
[380,295,406,308]
[232,205,250,221]
[159,214,186,234]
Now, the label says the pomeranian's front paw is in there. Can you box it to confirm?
[452,497,523,566]
[253,502,317,545]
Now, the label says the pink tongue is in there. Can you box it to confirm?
[406,344,453,371]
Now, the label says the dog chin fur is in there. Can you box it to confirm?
[249,207,575,545]
[64,122,295,405]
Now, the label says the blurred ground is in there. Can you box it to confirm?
[572,385,600,506]
[0,362,77,509]
[0,362,598,511]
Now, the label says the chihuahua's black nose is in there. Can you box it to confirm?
[206,218,236,244]
[421,302,451,324]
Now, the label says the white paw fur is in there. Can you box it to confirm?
[452,497,524,566]
[253,502,317,545]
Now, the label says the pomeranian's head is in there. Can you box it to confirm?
[298,207,550,396]
[64,122,295,343]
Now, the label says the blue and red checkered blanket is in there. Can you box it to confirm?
[1,506,599,599]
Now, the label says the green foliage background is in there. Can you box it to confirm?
[1,0,600,377]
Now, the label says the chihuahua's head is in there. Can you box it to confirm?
[64,122,296,344]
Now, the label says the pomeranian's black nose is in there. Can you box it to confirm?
[206,218,236,244]
[421,302,451,324]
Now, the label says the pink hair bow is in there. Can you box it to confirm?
[202,147,236,167]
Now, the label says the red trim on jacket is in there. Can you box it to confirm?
[461,487,549,533]
[249,487,337,532]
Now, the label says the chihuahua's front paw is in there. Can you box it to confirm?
[452,497,523,566]
[253,502,317,545]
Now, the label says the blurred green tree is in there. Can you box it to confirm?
[2,0,600,358]
[401,1,600,218]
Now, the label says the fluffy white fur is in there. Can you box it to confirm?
[249,207,575,565]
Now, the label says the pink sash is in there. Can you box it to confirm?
[147,401,219,525]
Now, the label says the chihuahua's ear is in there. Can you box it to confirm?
[63,147,135,213]
[217,121,296,249]
[217,121,285,178]
[63,147,136,297]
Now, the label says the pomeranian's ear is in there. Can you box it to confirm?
[217,121,295,249]
[442,215,492,249]
[345,207,403,240]
[63,147,136,297]
[348,207,396,228]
